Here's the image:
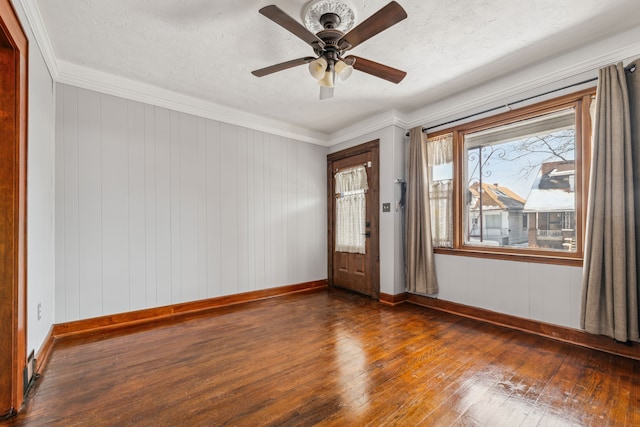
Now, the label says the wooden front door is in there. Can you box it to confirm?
[327,141,379,299]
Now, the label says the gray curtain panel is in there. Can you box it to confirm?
[405,127,439,295]
[581,59,639,342]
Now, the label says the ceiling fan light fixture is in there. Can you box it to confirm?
[308,57,328,80]
[334,60,353,81]
[318,70,335,88]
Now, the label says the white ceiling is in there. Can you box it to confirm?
[26,0,640,145]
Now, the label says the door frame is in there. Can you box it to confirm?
[0,0,28,416]
[327,140,380,299]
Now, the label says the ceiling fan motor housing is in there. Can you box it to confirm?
[315,14,349,65]
[319,12,341,30]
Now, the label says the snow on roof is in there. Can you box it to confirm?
[524,160,575,212]
[524,188,575,211]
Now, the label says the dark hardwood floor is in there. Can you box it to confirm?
[3,288,639,426]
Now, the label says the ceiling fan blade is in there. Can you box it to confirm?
[319,86,334,100]
[259,5,325,49]
[338,1,407,50]
[252,57,315,77]
[345,55,406,84]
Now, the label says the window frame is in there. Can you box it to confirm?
[431,88,595,266]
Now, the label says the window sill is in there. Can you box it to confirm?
[433,247,583,267]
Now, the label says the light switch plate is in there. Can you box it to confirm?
[382,203,391,212]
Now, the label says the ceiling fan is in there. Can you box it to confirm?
[251,1,408,99]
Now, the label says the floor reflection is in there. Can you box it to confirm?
[333,326,370,415]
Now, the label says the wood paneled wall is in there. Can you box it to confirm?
[434,254,583,328]
[55,84,327,323]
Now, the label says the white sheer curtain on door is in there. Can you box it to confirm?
[335,166,368,254]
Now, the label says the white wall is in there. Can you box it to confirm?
[27,43,56,354]
[11,0,57,358]
[435,255,583,328]
[329,124,406,296]
[55,84,327,323]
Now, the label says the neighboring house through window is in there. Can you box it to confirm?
[467,182,526,246]
[425,88,593,265]
[523,160,576,251]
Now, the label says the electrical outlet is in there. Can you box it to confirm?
[382,203,391,212]
[37,303,42,320]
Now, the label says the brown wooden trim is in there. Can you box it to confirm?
[327,161,333,287]
[453,87,596,134]
[578,94,594,259]
[0,0,28,415]
[433,87,596,264]
[379,292,408,306]
[326,140,381,162]
[0,0,27,48]
[35,327,54,376]
[407,293,640,361]
[52,280,327,340]
[433,247,583,267]
[369,144,380,299]
[452,129,463,250]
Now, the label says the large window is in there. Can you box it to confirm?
[427,89,593,265]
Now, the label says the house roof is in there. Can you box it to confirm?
[469,182,525,211]
[524,160,575,212]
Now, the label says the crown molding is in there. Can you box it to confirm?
[328,110,409,145]
[55,60,331,146]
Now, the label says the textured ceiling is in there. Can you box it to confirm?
[35,0,640,140]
